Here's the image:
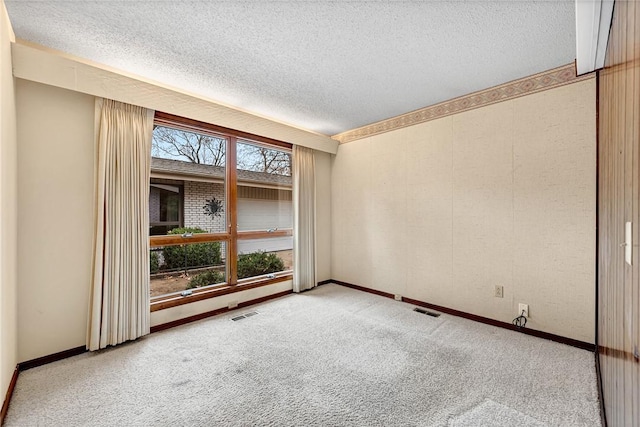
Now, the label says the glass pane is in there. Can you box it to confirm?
[149,177,227,235]
[236,141,292,232]
[150,181,182,236]
[237,238,292,280]
[160,190,180,222]
[152,125,226,166]
[182,178,226,234]
[149,224,179,236]
[150,125,227,235]
[150,241,227,298]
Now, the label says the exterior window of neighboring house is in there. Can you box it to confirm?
[149,112,293,309]
[149,182,183,235]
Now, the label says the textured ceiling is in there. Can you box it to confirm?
[5,1,576,136]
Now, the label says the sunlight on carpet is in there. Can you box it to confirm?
[5,284,601,426]
[449,399,547,426]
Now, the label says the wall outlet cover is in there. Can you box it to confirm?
[518,303,529,318]
[394,294,402,301]
[494,285,504,298]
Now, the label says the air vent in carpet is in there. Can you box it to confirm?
[413,307,441,317]
[231,311,259,321]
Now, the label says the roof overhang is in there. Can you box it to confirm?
[150,171,291,191]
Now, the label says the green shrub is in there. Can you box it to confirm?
[237,251,285,279]
[150,251,159,274]
[162,227,222,270]
[187,270,226,289]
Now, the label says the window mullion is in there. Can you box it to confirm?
[227,136,239,285]
[237,229,293,240]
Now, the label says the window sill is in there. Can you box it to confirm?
[150,272,293,312]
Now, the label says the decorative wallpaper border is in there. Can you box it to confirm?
[333,63,593,144]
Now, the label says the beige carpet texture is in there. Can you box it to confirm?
[5,284,601,426]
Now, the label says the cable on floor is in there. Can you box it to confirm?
[512,310,527,328]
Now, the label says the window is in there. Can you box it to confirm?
[237,140,292,281]
[149,112,293,309]
[149,181,182,235]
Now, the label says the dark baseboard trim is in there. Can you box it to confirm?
[1,367,19,426]
[317,280,333,286]
[595,351,608,427]
[13,290,294,374]
[330,280,396,299]
[18,346,87,372]
[151,290,292,333]
[330,280,596,352]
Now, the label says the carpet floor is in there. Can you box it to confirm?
[5,284,601,426]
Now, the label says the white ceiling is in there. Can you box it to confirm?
[5,1,577,136]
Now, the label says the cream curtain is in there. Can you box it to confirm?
[88,98,154,351]
[293,145,316,293]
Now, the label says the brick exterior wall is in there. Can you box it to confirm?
[184,181,226,233]
[149,187,161,223]
[183,181,226,259]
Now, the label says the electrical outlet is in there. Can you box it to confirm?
[494,285,504,298]
[518,303,529,318]
[228,300,238,309]
[394,294,402,301]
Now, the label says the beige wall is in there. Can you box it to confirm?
[0,0,17,400]
[331,79,596,343]
[315,150,332,282]
[16,79,95,361]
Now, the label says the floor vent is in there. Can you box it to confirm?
[413,307,441,317]
[231,311,259,321]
